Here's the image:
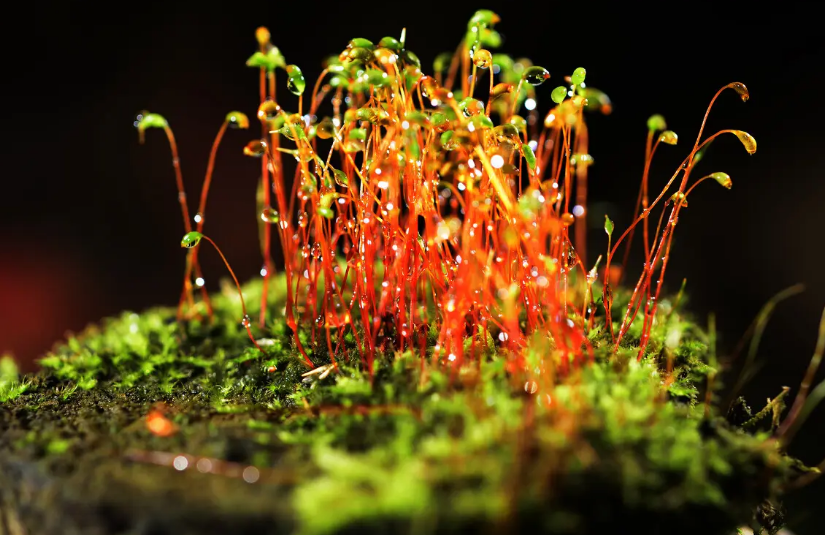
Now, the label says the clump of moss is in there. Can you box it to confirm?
[0,278,807,535]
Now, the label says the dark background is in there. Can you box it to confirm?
[2,1,823,531]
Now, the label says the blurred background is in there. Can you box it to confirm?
[2,1,823,531]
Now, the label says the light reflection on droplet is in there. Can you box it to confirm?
[195,277,205,287]
[243,466,260,483]
[173,455,188,471]
[197,458,213,473]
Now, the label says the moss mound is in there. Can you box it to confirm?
[0,279,800,535]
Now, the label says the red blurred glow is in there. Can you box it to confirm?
[0,247,93,372]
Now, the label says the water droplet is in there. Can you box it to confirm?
[241,315,252,328]
[257,100,280,121]
[286,65,306,96]
[316,117,335,139]
[523,66,551,86]
[315,314,325,327]
[560,213,575,227]
[298,211,309,228]
[473,49,492,69]
[260,207,280,223]
[311,243,322,259]
[243,139,267,157]
[194,212,203,224]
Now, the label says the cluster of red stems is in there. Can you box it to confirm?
[137,11,755,378]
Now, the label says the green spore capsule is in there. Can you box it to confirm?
[226,111,249,129]
[181,231,203,248]
[728,82,750,102]
[346,47,374,64]
[135,112,167,143]
[522,144,537,171]
[246,48,284,72]
[732,130,757,154]
[286,65,306,96]
[571,67,586,85]
[647,114,667,132]
[710,172,732,189]
[348,38,374,49]
[402,49,421,68]
[551,86,567,104]
[366,69,390,87]
[659,130,678,145]
[523,66,550,86]
[433,52,453,75]
[468,9,500,28]
[378,36,402,51]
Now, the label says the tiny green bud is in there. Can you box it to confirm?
[571,67,586,85]
[604,215,614,237]
[181,231,203,248]
[647,114,667,132]
[551,86,567,104]
[710,172,732,189]
[226,111,249,129]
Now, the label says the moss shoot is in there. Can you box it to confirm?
[0,278,808,535]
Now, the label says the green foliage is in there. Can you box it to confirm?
[0,354,28,402]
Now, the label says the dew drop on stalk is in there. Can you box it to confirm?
[241,314,252,328]
[286,65,306,96]
[298,211,309,228]
[258,101,280,122]
[473,49,493,69]
[194,212,204,224]
[243,140,267,157]
[560,213,575,227]
[260,207,280,223]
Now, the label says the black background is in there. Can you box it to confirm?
[2,1,823,530]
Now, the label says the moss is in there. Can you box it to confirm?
[0,278,804,535]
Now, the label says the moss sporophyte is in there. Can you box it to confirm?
[2,9,824,535]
